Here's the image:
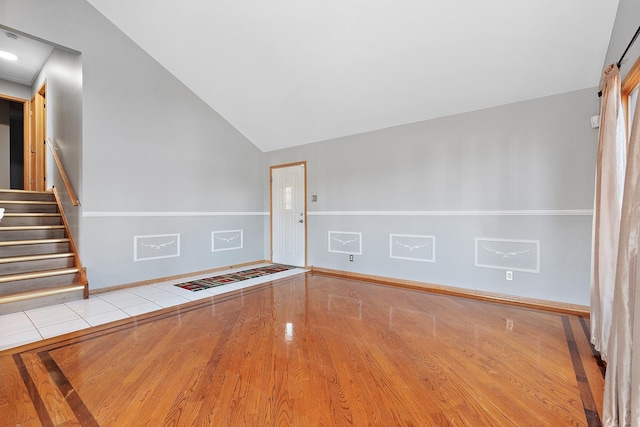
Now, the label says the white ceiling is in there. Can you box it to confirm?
[0,29,54,86]
[87,1,619,152]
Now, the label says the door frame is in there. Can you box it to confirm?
[270,161,308,267]
[28,83,47,191]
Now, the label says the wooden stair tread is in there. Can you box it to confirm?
[0,225,65,231]
[0,267,79,283]
[0,189,52,195]
[2,213,61,217]
[0,253,75,264]
[0,238,70,247]
[0,200,57,205]
[0,284,85,304]
[0,187,87,313]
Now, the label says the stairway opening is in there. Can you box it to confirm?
[0,98,25,190]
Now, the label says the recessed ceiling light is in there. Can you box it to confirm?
[0,51,18,61]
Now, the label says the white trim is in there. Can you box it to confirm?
[389,234,436,263]
[474,237,540,273]
[328,231,362,255]
[308,209,592,216]
[84,211,268,218]
[83,209,592,218]
[212,230,244,252]
[134,233,181,262]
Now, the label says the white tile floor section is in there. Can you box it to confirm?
[0,264,306,352]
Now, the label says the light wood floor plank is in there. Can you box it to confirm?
[0,355,41,426]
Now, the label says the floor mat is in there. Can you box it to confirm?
[174,264,298,291]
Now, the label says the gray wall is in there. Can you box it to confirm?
[0,79,30,100]
[32,47,83,238]
[603,0,640,81]
[265,88,599,305]
[1,0,265,289]
[0,100,8,187]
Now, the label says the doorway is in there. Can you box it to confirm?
[0,95,28,190]
[271,162,307,267]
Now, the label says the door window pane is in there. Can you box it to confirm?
[284,186,292,210]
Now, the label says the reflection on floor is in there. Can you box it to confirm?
[0,263,306,352]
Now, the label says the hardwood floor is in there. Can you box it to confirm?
[0,272,604,426]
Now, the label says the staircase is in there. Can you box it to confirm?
[0,189,88,315]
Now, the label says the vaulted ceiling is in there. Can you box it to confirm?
[86,0,620,152]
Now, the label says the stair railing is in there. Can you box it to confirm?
[45,138,80,206]
[45,138,87,298]
[51,186,89,298]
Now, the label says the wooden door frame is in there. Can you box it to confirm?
[0,93,29,189]
[622,55,640,134]
[270,161,308,267]
[28,83,47,191]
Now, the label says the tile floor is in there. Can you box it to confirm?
[0,264,306,352]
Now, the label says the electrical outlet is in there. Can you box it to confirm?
[349,255,354,262]
[506,271,513,281]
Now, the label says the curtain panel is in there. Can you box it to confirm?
[591,64,627,361]
[603,70,640,427]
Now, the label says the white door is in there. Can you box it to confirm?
[271,163,306,266]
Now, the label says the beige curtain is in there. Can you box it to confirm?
[591,64,627,360]
[603,74,640,426]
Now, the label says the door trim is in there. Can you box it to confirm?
[270,161,308,267]
[29,83,47,191]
